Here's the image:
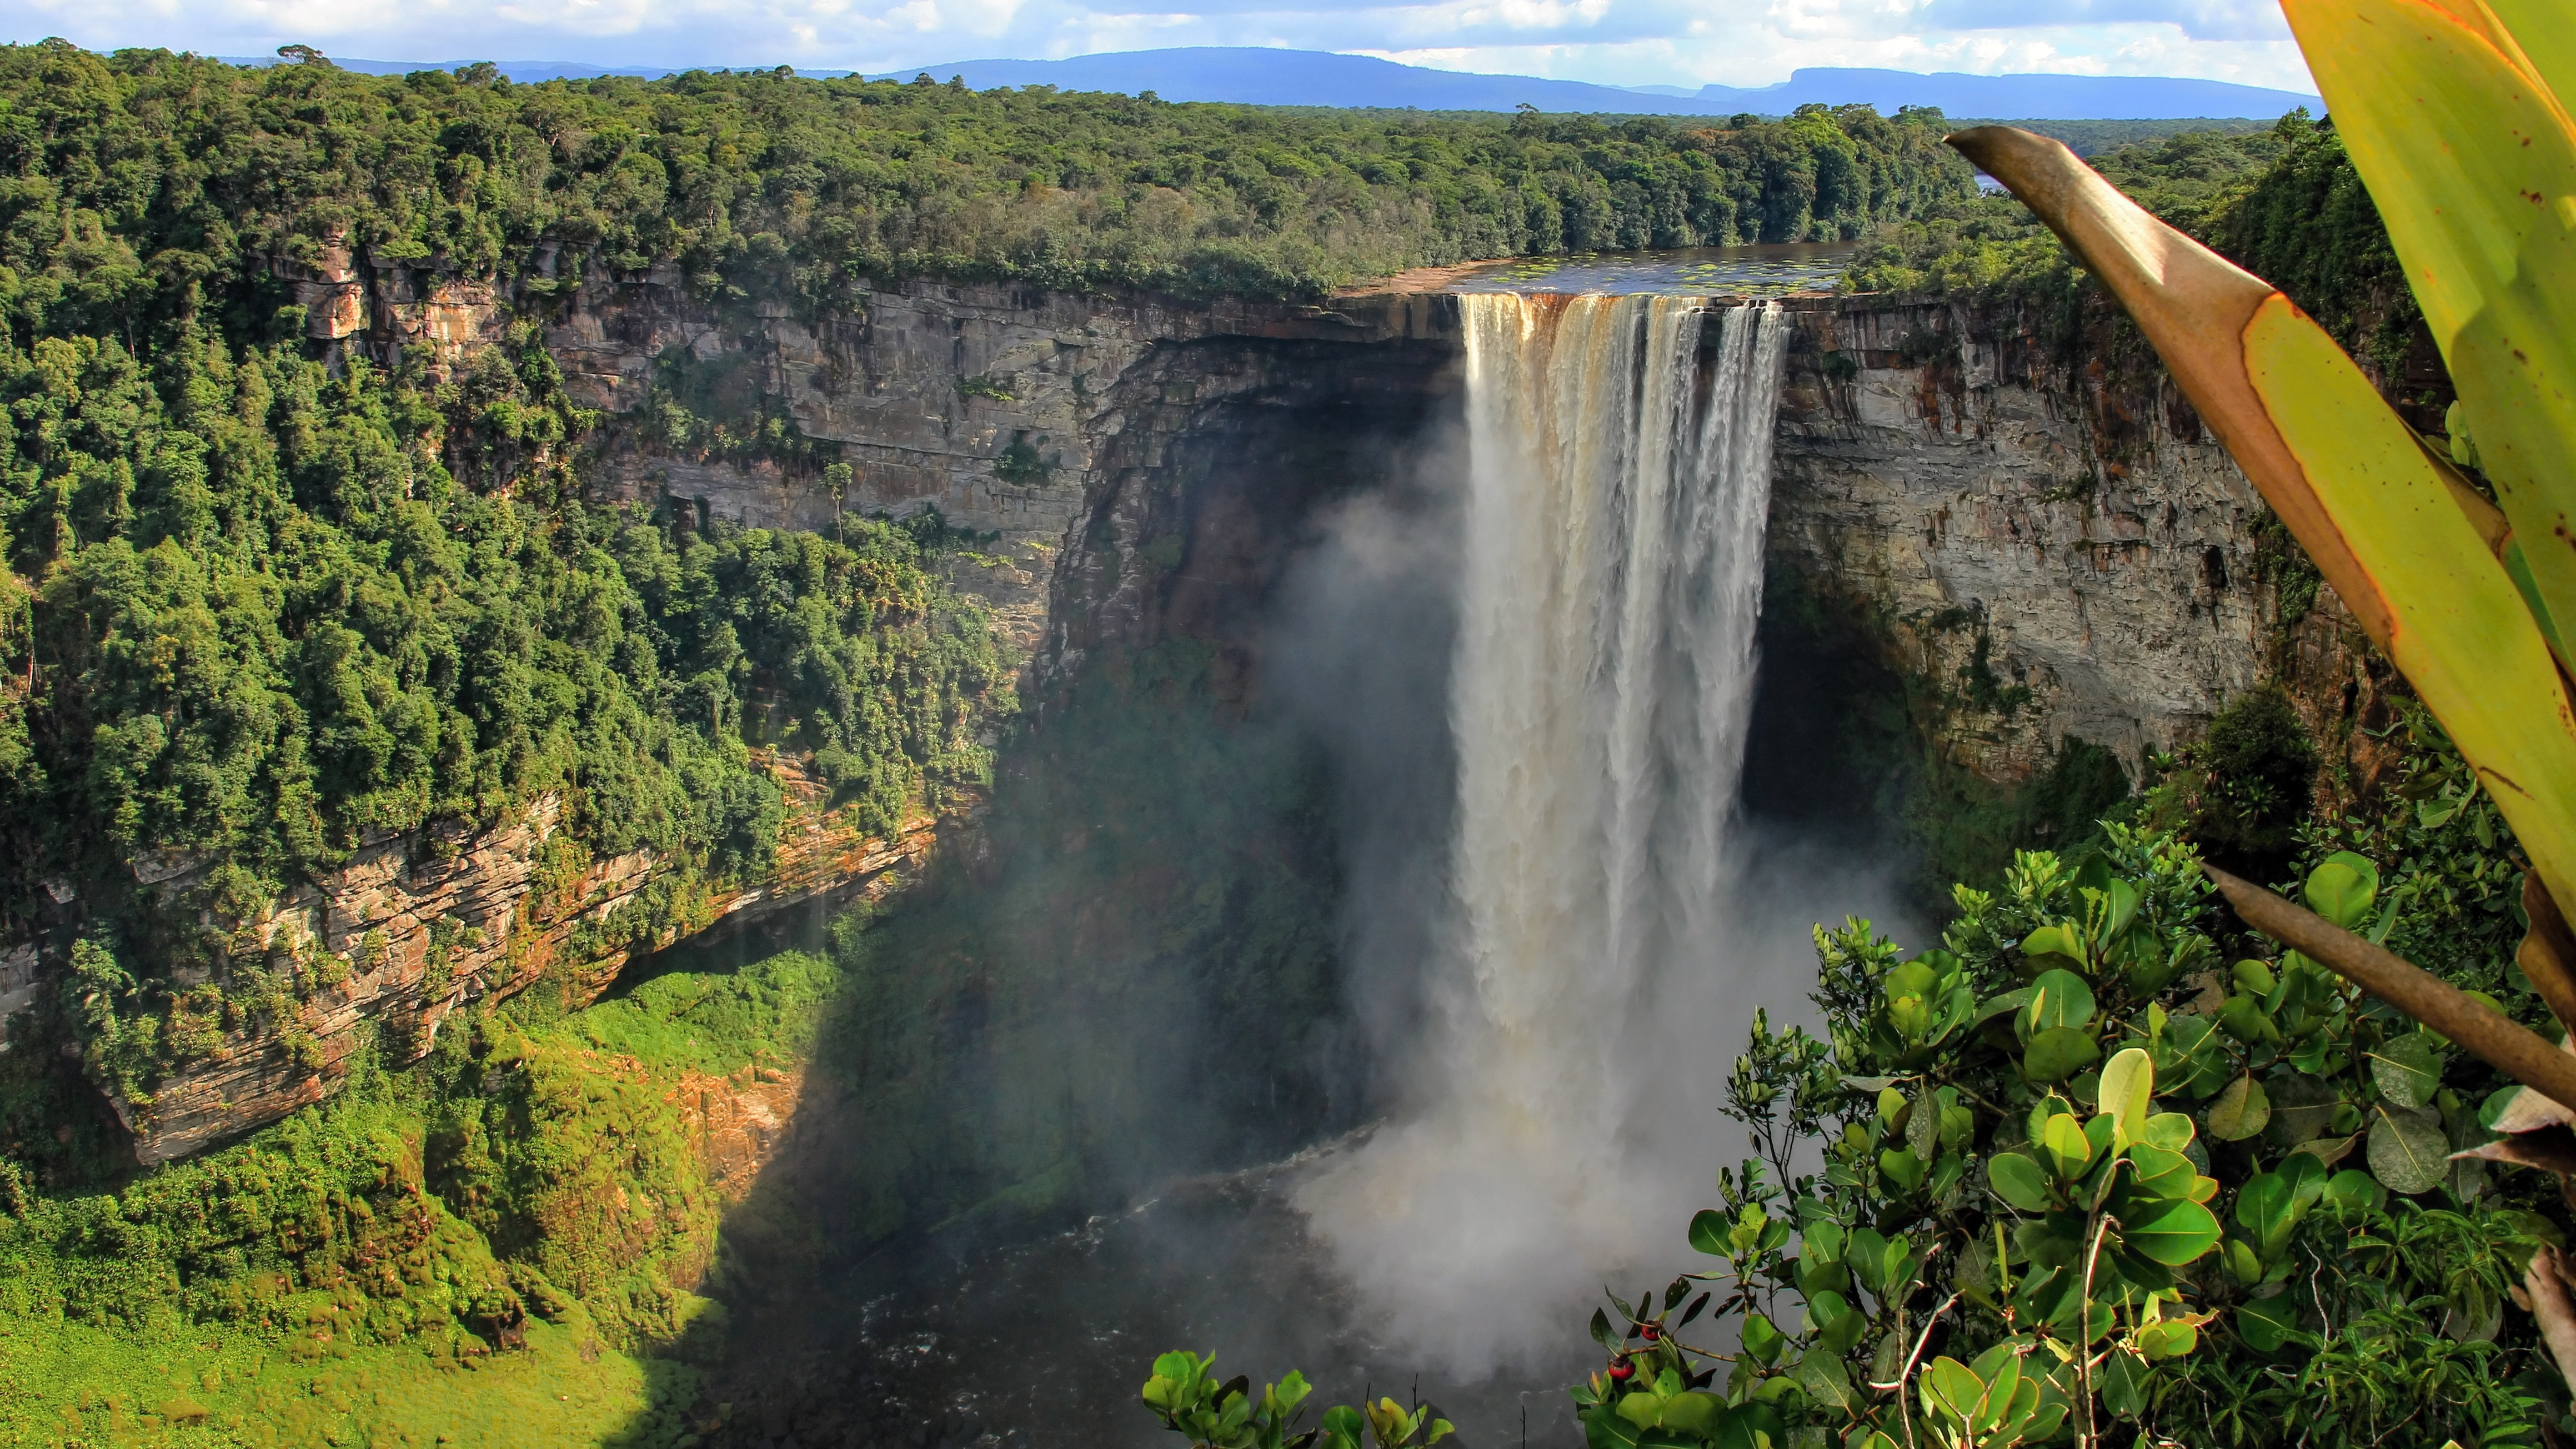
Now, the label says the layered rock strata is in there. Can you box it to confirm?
[1765,295,2274,779]
[103,755,952,1166]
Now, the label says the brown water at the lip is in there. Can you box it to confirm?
[1447,243,1854,297]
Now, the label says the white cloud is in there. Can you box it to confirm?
[0,0,2317,92]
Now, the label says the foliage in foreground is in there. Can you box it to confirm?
[1571,823,2558,1448]
[1141,1350,1451,1449]
[1140,712,2572,1446]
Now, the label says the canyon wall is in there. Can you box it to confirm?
[106,753,953,1166]
[1765,295,2277,781]
[68,252,2302,1166]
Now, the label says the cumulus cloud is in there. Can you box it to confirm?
[0,0,2317,93]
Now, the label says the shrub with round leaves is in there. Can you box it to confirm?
[1568,826,2563,1448]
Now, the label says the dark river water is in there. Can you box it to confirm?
[704,1143,1593,1449]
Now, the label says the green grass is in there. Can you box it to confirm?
[0,952,843,1448]
[0,1312,698,1448]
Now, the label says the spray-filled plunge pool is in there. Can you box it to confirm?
[704,284,1914,1448]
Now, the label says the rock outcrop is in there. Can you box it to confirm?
[102,754,954,1166]
[1764,295,2275,778]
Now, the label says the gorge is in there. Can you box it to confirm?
[0,54,2413,1449]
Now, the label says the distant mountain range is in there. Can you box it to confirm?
[867,49,2319,119]
[218,47,2321,121]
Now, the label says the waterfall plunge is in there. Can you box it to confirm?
[1297,293,1790,1374]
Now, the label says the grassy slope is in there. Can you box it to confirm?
[2,1313,690,1448]
[0,952,845,1448]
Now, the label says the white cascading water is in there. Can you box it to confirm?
[1297,293,1791,1373]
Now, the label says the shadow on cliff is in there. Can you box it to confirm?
[578,336,1468,1448]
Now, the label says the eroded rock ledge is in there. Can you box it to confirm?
[104,753,959,1166]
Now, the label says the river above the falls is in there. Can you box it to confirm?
[1365,242,1856,298]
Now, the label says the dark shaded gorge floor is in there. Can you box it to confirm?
[701,1147,1591,1449]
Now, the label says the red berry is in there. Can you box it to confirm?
[1609,1361,1635,1381]
[1641,1324,1661,1341]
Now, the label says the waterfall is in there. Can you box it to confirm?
[1297,293,1790,1373]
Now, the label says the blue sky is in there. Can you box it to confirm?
[0,0,2317,94]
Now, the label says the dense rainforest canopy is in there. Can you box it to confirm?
[0,39,1975,317]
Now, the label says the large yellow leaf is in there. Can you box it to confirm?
[2243,302,2576,907]
[2476,0,2576,114]
[1947,123,2576,920]
[2286,0,2576,674]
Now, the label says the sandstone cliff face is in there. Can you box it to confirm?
[99,754,951,1166]
[1766,295,2274,778]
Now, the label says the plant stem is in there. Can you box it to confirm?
[2077,1212,2115,1449]
[2207,864,2576,1114]
[1874,1292,1958,1449]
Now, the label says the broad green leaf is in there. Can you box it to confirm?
[2233,958,2279,997]
[2123,1142,2196,1203]
[1793,1350,1857,1415]
[2237,1295,2301,1353]
[1905,1087,1941,1163]
[2367,1102,2449,1195]
[2143,1112,2196,1151]
[2368,1031,2442,1110]
[2218,994,2279,1046]
[2278,1150,2329,1211]
[2303,853,2380,931]
[2098,1046,2154,1151]
[2099,1347,2149,1420]
[1920,1357,1984,1425]
[1880,1147,1927,1194]
[2041,1110,2096,1182]
[1800,1288,1851,1335]
[1656,1393,1718,1437]
[1974,988,2035,1027]
[2024,1026,2101,1085]
[2226,1238,2265,1286]
[1741,1313,1784,1366]
[2021,923,2088,970]
[2122,1199,2223,1266]
[1803,1221,1845,1265]
[2206,1074,2272,1142]
[2135,1319,2199,1361]
[2264,1073,2339,1147]
[1987,1151,2053,1212]
[2241,295,2576,934]
[2234,1172,2297,1256]
[2022,969,2097,1034]
[1687,1209,1728,1257]
[1848,1227,1890,1293]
